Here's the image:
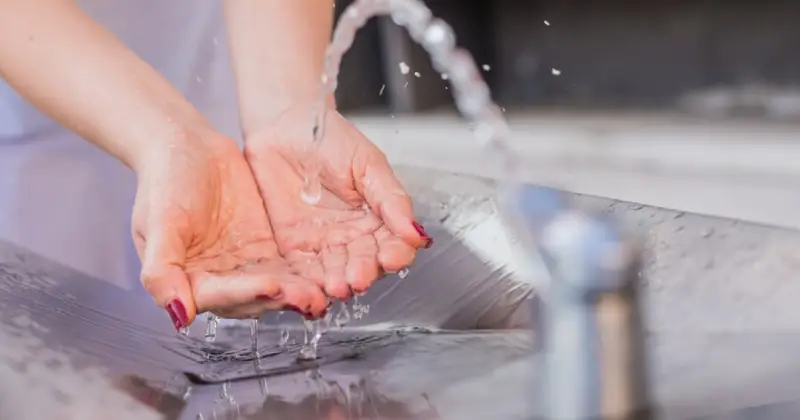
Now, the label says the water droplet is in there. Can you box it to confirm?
[279,328,290,347]
[179,327,190,336]
[441,73,449,80]
[544,20,550,26]
[301,176,322,205]
[320,311,333,334]
[482,64,491,71]
[334,303,351,329]
[398,61,410,74]
[413,71,421,78]
[297,319,320,361]
[379,84,385,95]
[250,319,259,356]
[398,267,410,279]
[195,75,202,83]
[204,314,219,343]
[551,68,561,76]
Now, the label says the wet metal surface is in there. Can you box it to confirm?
[2,168,800,419]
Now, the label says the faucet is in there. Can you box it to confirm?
[504,186,654,419]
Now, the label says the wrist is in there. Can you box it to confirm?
[128,118,226,176]
[240,91,337,141]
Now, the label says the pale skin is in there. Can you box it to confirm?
[0,0,432,329]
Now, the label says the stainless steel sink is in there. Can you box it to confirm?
[1,167,800,419]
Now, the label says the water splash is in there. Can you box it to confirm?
[301,0,515,204]
[298,319,322,361]
[334,302,351,329]
[352,295,370,320]
[249,319,259,358]
[204,314,219,343]
[212,382,240,418]
[320,310,333,334]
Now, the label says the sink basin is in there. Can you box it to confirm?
[2,167,800,419]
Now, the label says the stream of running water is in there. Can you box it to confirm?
[205,0,518,364]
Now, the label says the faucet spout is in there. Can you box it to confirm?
[505,186,653,419]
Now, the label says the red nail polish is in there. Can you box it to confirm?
[412,221,433,248]
[166,299,188,331]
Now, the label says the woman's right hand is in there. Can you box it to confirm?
[131,127,329,330]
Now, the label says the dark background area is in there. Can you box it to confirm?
[333,0,800,115]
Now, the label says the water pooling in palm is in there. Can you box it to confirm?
[292,0,518,361]
[203,0,518,361]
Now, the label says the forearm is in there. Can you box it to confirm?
[0,0,209,171]
[224,0,335,138]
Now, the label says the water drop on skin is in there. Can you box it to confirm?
[398,267,410,279]
[300,175,322,205]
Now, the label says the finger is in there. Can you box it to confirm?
[286,252,326,289]
[326,212,382,246]
[345,235,380,294]
[192,265,328,318]
[321,245,351,300]
[375,226,416,273]
[139,227,196,330]
[191,271,283,313]
[353,146,432,249]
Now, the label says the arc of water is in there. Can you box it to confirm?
[301,0,517,204]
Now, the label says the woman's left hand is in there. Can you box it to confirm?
[243,105,433,300]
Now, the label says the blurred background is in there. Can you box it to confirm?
[334,0,800,117]
[330,0,800,232]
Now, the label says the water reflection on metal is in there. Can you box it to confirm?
[5,176,800,419]
[195,371,442,420]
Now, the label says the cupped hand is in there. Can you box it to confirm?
[243,105,433,301]
[130,127,328,330]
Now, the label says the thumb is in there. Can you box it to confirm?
[139,225,197,331]
[356,151,432,249]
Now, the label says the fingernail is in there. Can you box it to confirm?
[412,221,433,249]
[165,299,188,331]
